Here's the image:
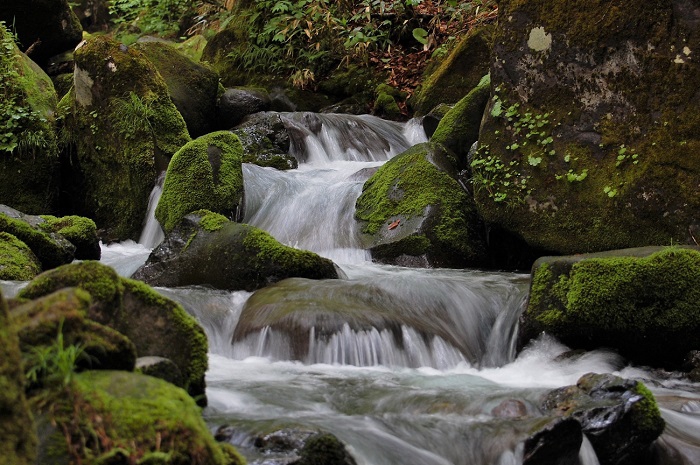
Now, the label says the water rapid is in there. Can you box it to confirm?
[85,113,700,464]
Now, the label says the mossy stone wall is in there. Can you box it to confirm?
[474,0,700,254]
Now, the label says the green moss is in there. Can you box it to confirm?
[39,215,98,256]
[373,93,402,120]
[631,381,665,435]
[19,261,123,305]
[44,370,236,465]
[175,35,208,63]
[0,232,41,280]
[156,131,244,233]
[243,227,320,271]
[219,443,246,465]
[0,213,74,269]
[192,210,230,232]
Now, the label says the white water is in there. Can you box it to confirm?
[138,171,165,249]
[90,113,700,465]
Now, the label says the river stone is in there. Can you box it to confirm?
[522,417,582,465]
[35,370,243,465]
[520,246,700,369]
[17,261,208,404]
[355,142,486,268]
[0,0,82,68]
[218,87,272,128]
[0,290,37,465]
[134,210,339,292]
[541,373,665,465]
[61,35,191,241]
[11,287,137,374]
[0,25,61,214]
[473,0,700,255]
[155,131,244,233]
[233,112,298,170]
[134,41,220,138]
[292,433,357,465]
[36,214,101,260]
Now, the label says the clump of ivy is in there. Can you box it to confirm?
[0,22,52,155]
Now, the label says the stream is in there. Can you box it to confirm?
[6,113,700,465]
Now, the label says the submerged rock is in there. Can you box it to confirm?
[355,142,486,268]
[541,373,665,465]
[474,0,700,254]
[520,246,700,369]
[18,261,208,403]
[35,370,244,465]
[134,210,339,292]
[0,290,37,465]
[156,131,244,233]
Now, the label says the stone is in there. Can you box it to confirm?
[218,87,272,128]
[0,232,42,280]
[233,112,297,170]
[136,356,184,388]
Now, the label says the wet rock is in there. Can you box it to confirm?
[541,373,665,465]
[355,142,486,268]
[134,41,220,138]
[233,112,298,170]
[520,246,700,369]
[492,399,528,418]
[523,417,582,465]
[474,0,700,254]
[18,261,208,403]
[292,433,357,465]
[218,87,271,128]
[134,210,339,292]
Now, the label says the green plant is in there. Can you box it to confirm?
[111,91,156,140]
[110,0,189,37]
[24,319,90,389]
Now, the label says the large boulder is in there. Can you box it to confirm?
[134,210,339,291]
[218,87,272,129]
[35,370,244,465]
[11,287,137,376]
[541,373,665,465]
[0,24,61,214]
[233,112,298,170]
[410,24,494,116]
[37,214,101,260]
[155,131,245,233]
[473,0,700,254]
[355,142,486,268]
[18,261,208,403]
[134,40,221,138]
[0,0,82,67]
[0,232,41,280]
[61,35,191,240]
[0,290,37,465]
[520,246,700,369]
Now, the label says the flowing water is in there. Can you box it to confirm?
[6,113,700,464]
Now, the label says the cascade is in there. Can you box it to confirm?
[138,171,166,249]
[104,112,700,465]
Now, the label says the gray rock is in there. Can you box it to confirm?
[218,88,271,128]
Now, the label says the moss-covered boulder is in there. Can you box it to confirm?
[233,112,297,170]
[431,74,491,169]
[38,215,101,260]
[134,210,339,291]
[521,246,700,369]
[410,24,494,116]
[0,209,75,270]
[156,131,244,233]
[134,40,220,138]
[0,24,61,214]
[11,287,137,375]
[61,35,191,240]
[0,232,42,280]
[0,0,82,67]
[355,142,486,268]
[293,433,357,465]
[18,261,208,402]
[0,290,37,465]
[35,370,244,465]
[474,0,700,254]
[541,373,664,465]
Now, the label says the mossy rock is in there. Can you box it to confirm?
[521,246,700,369]
[35,370,243,465]
[541,373,664,465]
[0,289,37,465]
[0,0,82,67]
[39,215,101,260]
[372,92,402,121]
[474,0,700,254]
[0,24,61,213]
[0,209,75,270]
[175,35,208,63]
[156,131,244,233]
[134,41,220,138]
[0,232,41,280]
[431,74,491,169]
[134,210,339,292]
[293,433,357,465]
[18,261,208,403]
[410,24,494,116]
[232,112,297,170]
[355,142,486,268]
[11,287,137,376]
[62,35,191,240]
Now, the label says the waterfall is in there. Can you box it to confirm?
[138,171,165,249]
